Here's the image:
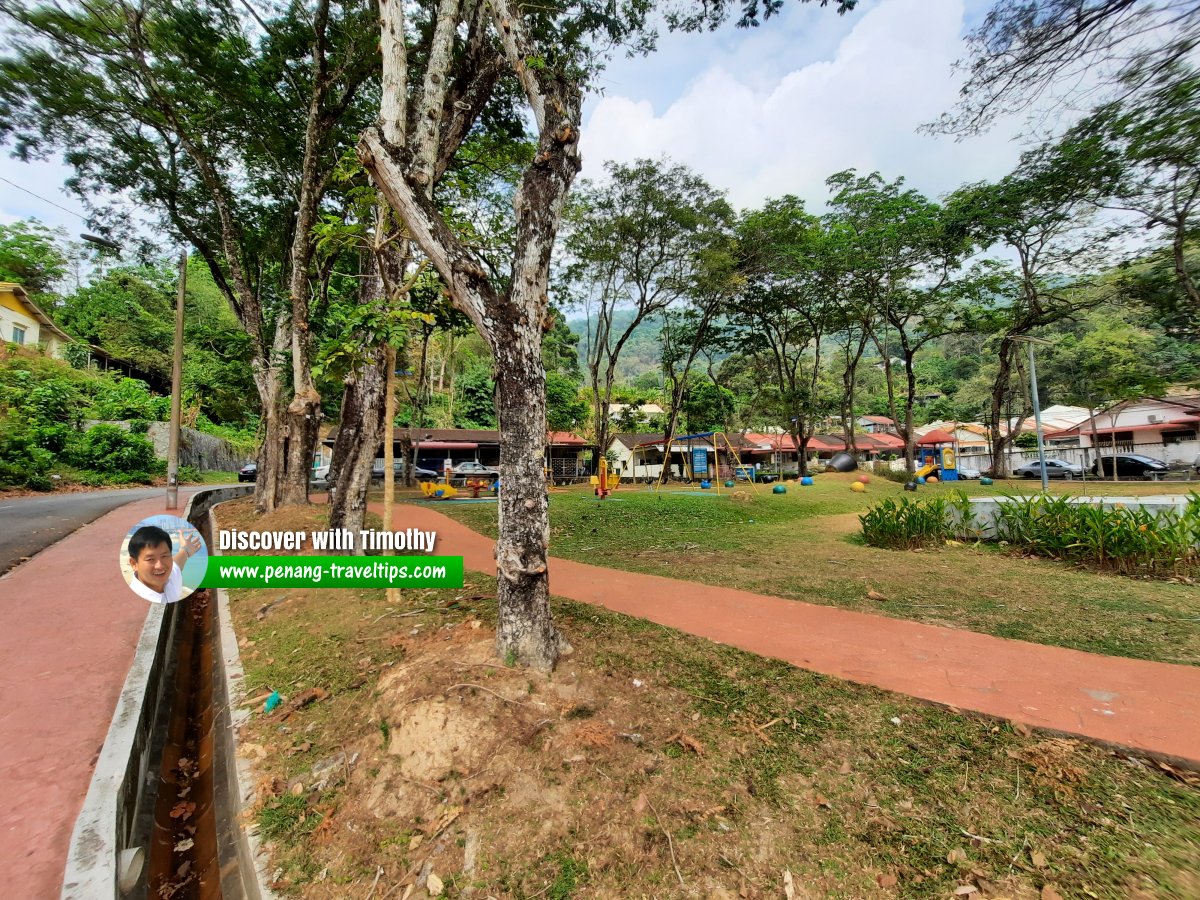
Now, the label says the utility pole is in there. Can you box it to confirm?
[1014,335,1053,493]
[166,251,186,509]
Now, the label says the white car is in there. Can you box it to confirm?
[450,460,499,477]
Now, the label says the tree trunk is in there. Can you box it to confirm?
[327,344,388,542]
[797,432,811,476]
[988,338,1018,478]
[493,319,568,671]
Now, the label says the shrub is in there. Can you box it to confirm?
[862,491,1199,578]
[67,424,157,474]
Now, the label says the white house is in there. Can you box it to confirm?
[0,282,72,357]
[1047,396,1200,466]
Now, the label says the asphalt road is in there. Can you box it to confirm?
[0,487,172,575]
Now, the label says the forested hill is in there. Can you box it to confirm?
[567,310,664,384]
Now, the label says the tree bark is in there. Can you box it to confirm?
[988,338,1018,478]
[327,344,388,542]
[492,327,568,670]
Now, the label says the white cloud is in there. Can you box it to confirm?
[581,0,1024,211]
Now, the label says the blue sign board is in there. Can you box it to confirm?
[691,446,708,478]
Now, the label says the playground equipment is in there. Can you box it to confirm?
[591,458,618,498]
[913,460,939,481]
[800,476,814,486]
[856,474,871,484]
[773,484,787,494]
[420,479,459,500]
[647,432,761,497]
[927,476,939,484]
[904,481,918,492]
[914,429,960,482]
[850,481,866,493]
[980,476,993,486]
[827,451,857,473]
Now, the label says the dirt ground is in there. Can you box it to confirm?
[215,500,1200,900]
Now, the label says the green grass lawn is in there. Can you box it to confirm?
[411,475,1200,666]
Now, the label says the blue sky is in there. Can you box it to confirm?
[1,0,1020,238]
[579,0,1029,211]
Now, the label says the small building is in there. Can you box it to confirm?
[916,421,990,452]
[1047,396,1200,465]
[607,432,756,481]
[857,415,898,435]
[322,427,592,481]
[0,282,72,357]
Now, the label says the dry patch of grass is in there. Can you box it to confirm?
[216,502,1200,899]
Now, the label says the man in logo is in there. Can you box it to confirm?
[127,525,200,604]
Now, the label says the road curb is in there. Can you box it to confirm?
[60,485,253,899]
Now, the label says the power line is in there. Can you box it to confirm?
[0,175,87,221]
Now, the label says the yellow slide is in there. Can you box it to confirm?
[914,461,938,480]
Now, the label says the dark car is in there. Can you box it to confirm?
[1091,454,1169,478]
[237,462,257,483]
[1012,458,1085,479]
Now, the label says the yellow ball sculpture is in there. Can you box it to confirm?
[850,481,866,493]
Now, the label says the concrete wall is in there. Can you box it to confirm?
[85,421,245,473]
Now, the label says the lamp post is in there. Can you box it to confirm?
[166,251,186,509]
[1013,335,1053,493]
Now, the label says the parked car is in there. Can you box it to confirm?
[1091,454,1170,478]
[1012,458,1085,479]
[376,465,439,487]
[237,462,257,483]
[450,460,499,477]
[957,466,982,480]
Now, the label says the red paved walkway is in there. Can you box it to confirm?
[383,502,1200,768]
[0,490,198,900]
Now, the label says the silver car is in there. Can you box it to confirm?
[1012,458,1084,479]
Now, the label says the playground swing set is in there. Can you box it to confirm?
[594,431,762,499]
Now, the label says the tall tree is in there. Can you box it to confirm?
[358,0,857,670]
[564,159,732,464]
[0,219,69,297]
[932,0,1200,136]
[732,197,839,475]
[946,139,1117,475]
[1062,61,1200,310]
[0,0,379,511]
[827,172,980,472]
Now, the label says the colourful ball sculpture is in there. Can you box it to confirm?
[916,476,926,484]
[904,481,918,491]
[772,484,787,494]
[980,476,993,486]
[800,476,814,486]
[856,474,871,484]
[927,476,939,484]
[850,481,866,493]
[725,480,736,488]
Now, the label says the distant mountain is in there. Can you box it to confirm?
[567,310,665,385]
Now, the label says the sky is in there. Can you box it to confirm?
[1,0,1027,238]
[578,0,1021,211]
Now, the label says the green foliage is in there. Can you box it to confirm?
[859,493,978,549]
[546,371,588,432]
[65,424,155,475]
[90,377,165,421]
[862,492,1200,578]
[454,367,497,429]
[993,494,1200,577]
[0,219,70,296]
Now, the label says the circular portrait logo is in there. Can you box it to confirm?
[119,515,208,605]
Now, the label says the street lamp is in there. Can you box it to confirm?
[1012,335,1053,493]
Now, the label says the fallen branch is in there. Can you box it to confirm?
[447,683,528,705]
[645,796,685,888]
